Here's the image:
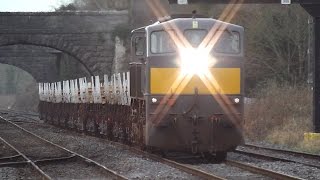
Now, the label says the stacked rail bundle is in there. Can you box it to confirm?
[38,72,135,143]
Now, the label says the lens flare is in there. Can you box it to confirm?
[179,48,214,76]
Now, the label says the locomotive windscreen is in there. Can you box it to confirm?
[213,31,240,54]
[151,30,176,54]
[150,29,240,54]
[184,29,207,47]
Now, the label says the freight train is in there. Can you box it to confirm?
[39,14,244,161]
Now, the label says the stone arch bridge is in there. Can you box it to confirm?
[0,11,129,82]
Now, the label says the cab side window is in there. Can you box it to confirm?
[135,37,145,56]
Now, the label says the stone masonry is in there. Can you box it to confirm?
[0,11,129,82]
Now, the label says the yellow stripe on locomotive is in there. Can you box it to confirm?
[150,68,241,95]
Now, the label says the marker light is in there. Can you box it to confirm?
[234,98,240,104]
[179,48,211,76]
[152,98,158,103]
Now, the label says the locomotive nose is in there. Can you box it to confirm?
[147,93,244,153]
[150,67,241,95]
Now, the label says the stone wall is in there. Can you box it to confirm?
[0,45,90,82]
[0,11,129,82]
[0,1,212,82]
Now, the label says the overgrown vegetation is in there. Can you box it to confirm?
[56,0,129,11]
[242,5,310,89]
[111,24,131,41]
[244,81,320,153]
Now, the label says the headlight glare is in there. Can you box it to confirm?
[179,48,211,76]
[234,98,240,104]
[151,98,158,103]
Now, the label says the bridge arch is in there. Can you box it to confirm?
[0,41,93,76]
[0,43,92,82]
[0,60,38,82]
[0,63,39,111]
[0,11,129,81]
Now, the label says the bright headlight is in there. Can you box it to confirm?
[151,98,158,103]
[179,48,211,76]
[234,98,240,104]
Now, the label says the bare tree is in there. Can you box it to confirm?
[57,0,129,11]
[240,5,309,87]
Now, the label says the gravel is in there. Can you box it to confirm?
[0,167,42,180]
[251,162,320,180]
[193,163,272,180]
[0,141,17,158]
[0,121,70,161]
[3,114,200,180]
[38,158,114,179]
[237,145,320,168]
[228,152,320,180]
[228,152,271,164]
[246,139,320,155]
[4,111,320,179]
[0,116,118,179]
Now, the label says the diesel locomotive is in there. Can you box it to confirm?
[39,14,244,161]
[130,15,244,159]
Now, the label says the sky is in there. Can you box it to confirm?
[0,0,72,12]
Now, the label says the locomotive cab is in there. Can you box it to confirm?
[130,27,146,98]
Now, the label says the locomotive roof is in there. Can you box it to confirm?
[132,17,243,35]
[145,17,243,32]
[131,26,146,33]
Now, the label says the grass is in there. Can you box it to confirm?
[244,81,320,153]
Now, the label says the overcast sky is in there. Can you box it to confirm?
[0,0,72,12]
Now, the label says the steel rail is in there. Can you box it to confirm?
[34,154,77,164]
[104,139,305,180]
[0,109,38,117]
[0,136,51,179]
[152,154,225,180]
[235,149,320,169]
[140,151,226,180]
[7,110,301,179]
[2,111,307,179]
[0,115,128,180]
[237,144,320,169]
[244,143,320,160]
[0,155,77,168]
[3,111,225,180]
[98,139,226,180]
[225,160,304,180]
[0,161,29,168]
[0,154,22,161]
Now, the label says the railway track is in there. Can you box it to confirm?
[225,160,303,180]
[0,111,309,179]
[1,112,230,179]
[0,109,39,123]
[0,115,127,180]
[235,144,320,169]
[84,134,303,180]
